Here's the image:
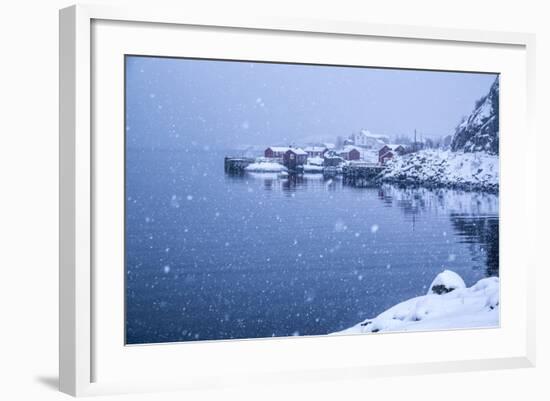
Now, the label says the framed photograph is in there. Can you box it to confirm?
[60,4,536,396]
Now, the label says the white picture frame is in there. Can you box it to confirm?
[59,4,536,397]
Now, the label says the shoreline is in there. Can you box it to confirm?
[335,270,500,335]
[373,176,499,194]
[228,166,500,194]
[226,149,499,194]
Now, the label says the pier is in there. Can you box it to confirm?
[342,162,384,186]
[224,157,255,173]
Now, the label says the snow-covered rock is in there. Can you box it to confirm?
[245,162,287,173]
[428,270,466,295]
[451,77,499,154]
[378,149,499,191]
[335,271,499,334]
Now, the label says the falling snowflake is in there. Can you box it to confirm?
[334,219,347,232]
[170,195,180,208]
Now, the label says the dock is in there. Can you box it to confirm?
[343,162,384,185]
[224,157,256,173]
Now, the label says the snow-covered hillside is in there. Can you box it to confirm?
[451,77,499,154]
[378,149,499,191]
[336,270,499,335]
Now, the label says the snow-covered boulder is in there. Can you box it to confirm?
[428,270,466,295]
[335,271,499,335]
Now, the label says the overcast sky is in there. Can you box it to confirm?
[126,56,497,149]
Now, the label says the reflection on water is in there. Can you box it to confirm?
[375,184,499,277]
[375,184,499,216]
[450,215,499,277]
[248,174,500,278]
[126,150,499,344]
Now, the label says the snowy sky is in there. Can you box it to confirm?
[125,56,498,149]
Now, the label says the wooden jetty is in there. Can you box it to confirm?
[224,157,255,173]
[342,162,384,185]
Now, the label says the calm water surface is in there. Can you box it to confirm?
[126,148,499,344]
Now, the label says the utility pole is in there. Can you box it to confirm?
[414,128,417,152]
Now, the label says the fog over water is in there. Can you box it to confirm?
[126,56,497,150]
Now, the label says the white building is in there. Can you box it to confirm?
[350,130,389,149]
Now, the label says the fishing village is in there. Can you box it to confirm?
[224,130,409,184]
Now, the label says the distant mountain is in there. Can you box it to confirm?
[451,77,499,155]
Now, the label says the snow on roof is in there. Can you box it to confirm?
[359,130,389,139]
[267,146,291,152]
[323,143,335,149]
[386,144,405,150]
[287,148,307,155]
[303,146,327,152]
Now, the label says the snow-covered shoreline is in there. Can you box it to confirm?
[238,149,500,193]
[335,270,499,335]
[377,150,499,193]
